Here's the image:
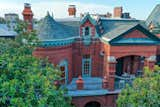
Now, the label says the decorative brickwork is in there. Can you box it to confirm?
[22,3,33,31]
[124,29,147,38]
[72,95,117,107]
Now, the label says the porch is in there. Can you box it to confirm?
[66,76,136,97]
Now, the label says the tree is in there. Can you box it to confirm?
[0,21,72,107]
[0,17,6,24]
[117,67,160,107]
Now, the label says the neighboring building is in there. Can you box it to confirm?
[146,4,160,33]
[5,13,19,23]
[80,12,112,20]
[21,3,160,107]
[0,14,18,38]
[113,7,131,19]
[81,7,131,20]
[0,24,17,38]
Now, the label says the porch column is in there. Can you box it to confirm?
[132,56,140,74]
[107,56,117,91]
[144,56,156,71]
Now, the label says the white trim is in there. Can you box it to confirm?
[101,36,111,42]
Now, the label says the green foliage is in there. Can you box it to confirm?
[0,21,72,107]
[117,67,160,107]
[0,17,6,24]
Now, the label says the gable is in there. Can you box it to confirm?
[80,14,97,26]
[81,19,94,27]
[123,29,147,38]
[109,24,160,45]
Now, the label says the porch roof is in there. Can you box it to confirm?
[66,77,121,97]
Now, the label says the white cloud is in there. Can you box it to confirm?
[0,1,113,19]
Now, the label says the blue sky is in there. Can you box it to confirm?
[0,0,159,20]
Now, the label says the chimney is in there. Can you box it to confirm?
[122,12,130,19]
[106,12,112,18]
[68,5,76,17]
[114,7,123,18]
[22,3,33,31]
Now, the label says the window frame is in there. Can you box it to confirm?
[83,26,91,36]
[82,55,92,77]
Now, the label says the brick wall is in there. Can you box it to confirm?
[33,45,73,82]
[124,29,147,38]
[72,39,103,77]
[110,45,157,59]
[114,7,123,18]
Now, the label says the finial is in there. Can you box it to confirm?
[86,12,90,15]
[47,11,50,16]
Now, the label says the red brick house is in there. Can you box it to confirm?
[23,3,160,107]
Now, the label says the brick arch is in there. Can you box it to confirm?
[72,97,106,107]
[115,53,149,59]
[115,55,146,76]
[110,45,157,60]
[59,59,68,66]
[116,54,146,60]
[81,97,105,107]
[84,101,101,107]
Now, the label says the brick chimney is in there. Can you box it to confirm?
[114,7,123,18]
[22,3,33,31]
[68,5,76,17]
[122,12,130,19]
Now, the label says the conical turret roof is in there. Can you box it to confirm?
[38,12,73,40]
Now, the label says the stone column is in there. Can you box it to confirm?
[145,56,156,71]
[107,56,117,91]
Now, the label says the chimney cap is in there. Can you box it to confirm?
[69,5,76,8]
[114,6,123,9]
[24,3,31,8]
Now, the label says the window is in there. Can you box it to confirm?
[82,55,91,77]
[59,60,68,84]
[85,27,90,36]
[60,66,65,84]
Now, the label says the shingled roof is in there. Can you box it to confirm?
[99,18,140,40]
[146,4,160,27]
[0,24,17,37]
[38,12,79,41]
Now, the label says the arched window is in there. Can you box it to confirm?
[85,27,90,36]
[59,60,68,84]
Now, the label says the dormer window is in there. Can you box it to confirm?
[84,27,90,36]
